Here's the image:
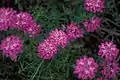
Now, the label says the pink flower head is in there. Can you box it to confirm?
[0,35,23,61]
[84,0,105,13]
[12,12,33,29]
[83,17,101,32]
[37,39,58,60]
[101,61,120,79]
[74,56,98,79]
[23,23,41,38]
[0,8,16,31]
[98,41,119,61]
[97,77,103,80]
[12,12,41,37]
[49,29,68,48]
[66,23,84,40]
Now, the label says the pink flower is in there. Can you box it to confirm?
[0,8,16,31]
[98,41,119,61]
[22,22,41,38]
[49,29,68,48]
[84,0,105,13]
[97,77,103,80]
[12,12,33,29]
[66,23,84,40]
[101,61,120,79]
[12,12,41,37]
[74,56,98,79]
[83,17,101,32]
[37,39,58,60]
[0,35,23,61]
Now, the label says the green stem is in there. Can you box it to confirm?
[30,60,44,80]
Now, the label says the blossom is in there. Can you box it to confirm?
[37,39,58,60]
[98,41,119,61]
[0,8,16,31]
[83,17,101,32]
[97,77,103,80]
[66,23,84,40]
[49,29,68,48]
[74,56,98,79]
[12,12,41,37]
[22,22,41,37]
[101,61,120,79]
[12,12,33,29]
[84,0,105,13]
[0,35,23,61]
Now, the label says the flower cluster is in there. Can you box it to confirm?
[98,41,120,79]
[37,29,69,60]
[101,61,120,79]
[0,35,23,61]
[74,56,98,79]
[0,8,16,31]
[73,41,120,80]
[0,8,41,37]
[49,29,68,48]
[83,17,101,32]
[97,77,103,80]
[37,38,58,60]
[66,23,84,40]
[37,24,84,60]
[84,0,105,13]
[98,41,119,61]
[12,12,41,37]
